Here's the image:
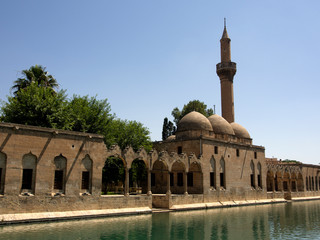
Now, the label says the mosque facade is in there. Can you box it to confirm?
[0,25,319,218]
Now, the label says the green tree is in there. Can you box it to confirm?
[1,82,69,129]
[171,100,214,125]
[162,117,176,140]
[11,65,58,96]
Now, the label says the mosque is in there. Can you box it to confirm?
[0,24,319,221]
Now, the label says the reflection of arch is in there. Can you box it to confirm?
[151,160,168,194]
[53,155,67,194]
[130,159,147,194]
[210,157,216,189]
[171,161,186,194]
[266,170,274,191]
[220,158,225,189]
[102,156,125,195]
[81,155,92,194]
[250,160,255,188]
[188,162,203,194]
[0,152,7,194]
[297,173,304,191]
[21,153,37,194]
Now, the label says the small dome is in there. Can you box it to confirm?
[230,122,250,139]
[165,135,176,141]
[207,114,235,135]
[177,111,213,132]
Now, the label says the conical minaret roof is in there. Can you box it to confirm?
[221,18,229,39]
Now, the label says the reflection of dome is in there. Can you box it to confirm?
[230,122,250,139]
[207,114,235,135]
[177,111,213,132]
[166,135,176,141]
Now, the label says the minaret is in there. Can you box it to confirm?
[216,19,237,123]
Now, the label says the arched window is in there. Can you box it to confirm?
[21,153,37,194]
[250,161,255,188]
[257,162,262,189]
[220,158,225,189]
[81,155,92,194]
[210,157,216,189]
[0,152,6,195]
[53,155,67,195]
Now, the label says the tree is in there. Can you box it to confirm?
[11,65,58,96]
[1,82,70,129]
[171,100,214,125]
[162,117,176,140]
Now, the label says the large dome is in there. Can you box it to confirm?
[177,111,213,132]
[230,122,250,139]
[207,114,235,135]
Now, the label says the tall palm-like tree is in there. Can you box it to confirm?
[11,65,59,96]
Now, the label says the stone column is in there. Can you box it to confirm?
[147,169,152,196]
[166,171,171,195]
[184,172,188,195]
[125,168,129,196]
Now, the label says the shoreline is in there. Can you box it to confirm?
[1,196,319,225]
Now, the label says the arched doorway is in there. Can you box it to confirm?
[101,156,125,195]
[151,160,168,194]
[171,161,186,194]
[129,159,147,194]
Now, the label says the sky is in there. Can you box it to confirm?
[1,1,320,164]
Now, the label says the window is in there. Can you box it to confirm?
[177,173,183,186]
[81,171,90,190]
[22,169,33,190]
[283,181,288,191]
[214,146,218,154]
[254,152,257,159]
[250,174,255,188]
[250,161,255,188]
[177,146,182,154]
[220,173,225,188]
[236,149,240,157]
[151,173,155,187]
[170,173,174,186]
[187,172,193,187]
[54,170,64,190]
[210,172,215,187]
[220,158,225,189]
[257,175,261,188]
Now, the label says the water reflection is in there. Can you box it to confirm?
[0,201,320,240]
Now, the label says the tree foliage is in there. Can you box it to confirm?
[1,82,69,129]
[11,65,58,96]
[162,117,176,140]
[171,100,214,125]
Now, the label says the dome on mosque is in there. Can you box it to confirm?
[177,111,213,132]
[230,122,250,139]
[207,114,235,135]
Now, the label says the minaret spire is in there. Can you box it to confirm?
[216,20,237,123]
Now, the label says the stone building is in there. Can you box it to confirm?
[0,24,319,217]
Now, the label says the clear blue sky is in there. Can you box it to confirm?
[1,1,320,164]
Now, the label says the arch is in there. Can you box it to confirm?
[81,155,92,194]
[282,171,290,192]
[250,160,255,188]
[266,170,274,192]
[102,156,125,195]
[151,160,168,194]
[188,161,203,194]
[220,158,226,189]
[257,162,262,189]
[0,152,7,194]
[210,157,216,189]
[129,159,148,194]
[297,173,304,191]
[53,155,67,195]
[171,161,186,194]
[291,172,297,192]
[21,153,37,194]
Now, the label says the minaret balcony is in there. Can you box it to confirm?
[216,62,237,72]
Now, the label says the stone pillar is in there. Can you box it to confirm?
[184,172,188,195]
[166,171,171,195]
[147,169,152,196]
[272,177,275,192]
[125,168,129,196]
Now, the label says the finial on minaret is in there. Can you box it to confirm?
[224,18,226,28]
[221,18,229,39]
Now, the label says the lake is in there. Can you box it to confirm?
[0,200,319,240]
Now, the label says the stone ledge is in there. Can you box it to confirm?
[0,207,152,225]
